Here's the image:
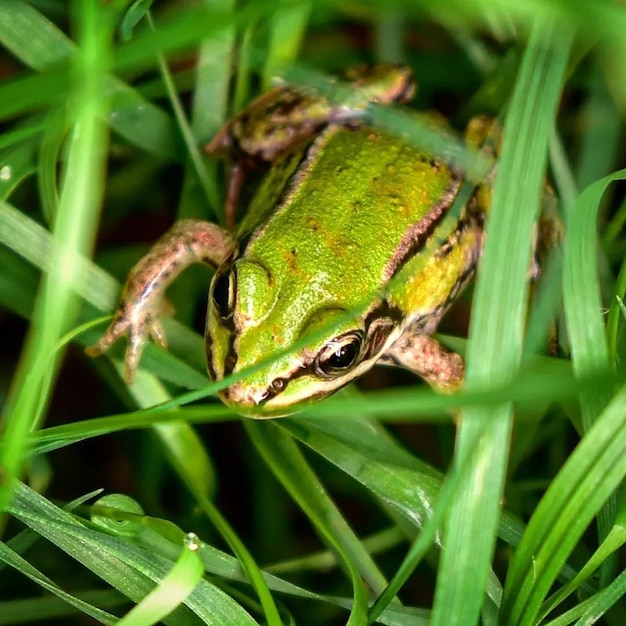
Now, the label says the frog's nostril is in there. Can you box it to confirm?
[270,378,286,393]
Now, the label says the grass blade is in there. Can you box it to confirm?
[0,2,112,510]
[432,18,572,626]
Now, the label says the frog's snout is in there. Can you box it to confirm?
[219,379,294,418]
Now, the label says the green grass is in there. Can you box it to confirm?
[0,1,625,625]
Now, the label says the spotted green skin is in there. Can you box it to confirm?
[207,122,483,416]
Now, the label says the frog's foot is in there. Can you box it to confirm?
[87,219,234,382]
[86,298,172,383]
[464,115,501,153]
[381,333,464,392]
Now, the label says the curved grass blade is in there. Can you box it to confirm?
[9,482,259,625]
[0,541,118,624]
[116,535,204,626]
[563,170,626,428]
[500,382,626,626]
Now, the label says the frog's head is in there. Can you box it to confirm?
[205,258,401,418]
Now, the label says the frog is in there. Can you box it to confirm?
[87,63,495,418]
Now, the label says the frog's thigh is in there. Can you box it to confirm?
[381,332,464,392]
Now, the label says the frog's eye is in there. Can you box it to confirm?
[315,331,364,379]
[211,266,235,320]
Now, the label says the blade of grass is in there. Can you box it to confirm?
[0,201,213,390]
[431,18,572,626]
[500,382,626,626]
[146,10,222,218]
[562,170,626,561]
[0,0,74,69]
[0,541,118,624]
[0,0,182,160]
[112,2,263,76]
[607,255,626,365]
[368,426,504,624]
[0,201,117,311]
[543,567,626,626]
[89,496,426,626]
[0,2,112,511]
[116,535,204,626]
[174,475,284,625]
[232,22,255,114]
[9,482,258,625]
[176,0,235,222]
[246,421,374,625]
[37,109,67,224]
[283,409,594,604]
[0,590,127,624]
[563,171,625,426]
[117,374,283,624]
[575,72,623,190]
[0,138,38,200]
[572,568,626,626]
[538,502,626,620]
[261,0,311,89]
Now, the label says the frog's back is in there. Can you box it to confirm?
[240,125,460,311]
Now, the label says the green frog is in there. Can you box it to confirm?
[87,64,495,417]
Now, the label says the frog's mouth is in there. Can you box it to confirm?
[218,384,295,418]
[217,377,335,419]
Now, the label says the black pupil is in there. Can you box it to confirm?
[327,341,359,370]
[212,270,232,318]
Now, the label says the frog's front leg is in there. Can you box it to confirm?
[87,219,235,382]
[380,332,465,392]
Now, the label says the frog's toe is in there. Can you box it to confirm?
[123,328,147,383]
[87,300,171,382]
[86,314,144,383]
[148,319,167,349]
[120,310,165,382]
[85,317,129,358]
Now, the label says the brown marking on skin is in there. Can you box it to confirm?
[286,248,299,272]
[383,174,462,282]
[224,345,238,376]
[205,330,217,381]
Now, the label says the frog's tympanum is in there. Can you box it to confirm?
[88,64,540,417]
